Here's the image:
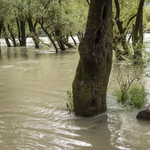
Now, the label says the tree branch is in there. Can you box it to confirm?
[126,14,136,29]
[86,0,91,5]
[44,0,51,9]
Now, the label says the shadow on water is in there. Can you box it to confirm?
[5,47,29,60]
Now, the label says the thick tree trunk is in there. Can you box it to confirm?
[72,0,112,116]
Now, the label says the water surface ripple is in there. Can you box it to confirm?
[0,45,150,150]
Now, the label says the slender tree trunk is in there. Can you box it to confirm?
[139,9,143,44]
[16,17,21,45]
[62,41,74,48]
[77,31,84,42]
[4,37,11,47]
[1,20,11,47]
[27,16,39,48]
[70,32,77,46]
[20,20,26,46]
[40,25,58,53]
[55,29,66,51]
[2,26,11,47]
[31,31,39,49]
[7,24,17,47]
[72,0,112,116]
[47,34,58,53]
[132,0,145,57]
[114,0,129,54]
[16,17,26,47]
[121,36,129,55]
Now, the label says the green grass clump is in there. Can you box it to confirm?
[116,84,147,108]
[66,90,74,111]
[128,85,147,108]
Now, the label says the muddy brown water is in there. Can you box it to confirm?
[0,45,150,150]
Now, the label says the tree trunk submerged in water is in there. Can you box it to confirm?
[72,0,112,116]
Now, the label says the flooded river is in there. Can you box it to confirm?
[0,37,150,150]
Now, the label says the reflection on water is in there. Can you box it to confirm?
[0,46,150,150]
[0,54,2,60]
[7,48,11,59]
[20,47,28,59]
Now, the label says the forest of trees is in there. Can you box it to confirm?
[0,0,88,52]
[0,0,150,54]
[1,0,150,116]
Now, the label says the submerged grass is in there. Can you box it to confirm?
[116,84,148,108]
[66,89,74,111]
[128,85,147,108]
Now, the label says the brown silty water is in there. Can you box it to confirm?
[0,41,150,150]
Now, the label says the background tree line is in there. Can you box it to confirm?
[0,0,88,52]
[0,0,150,57]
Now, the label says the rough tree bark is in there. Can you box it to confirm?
[72,0,112,116]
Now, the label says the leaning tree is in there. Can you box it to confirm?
[72,0,113,116]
